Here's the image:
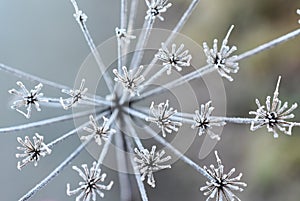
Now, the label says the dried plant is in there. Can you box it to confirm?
[0,1,300,201]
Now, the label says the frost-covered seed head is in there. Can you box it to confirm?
[192,101,226,141]
[67,161,113,201]
[60,79,88,110]
[200,151,247,201]
[115,27,136,44]
[155,43,192,75]
[9,81,45,118]
[145,0,172,21]
[113,66,145,96]
[146,100,182,137]
[249,76,298,138]
[203,25,239,82]
[81,115,116,145]
[134,145,171,188]
[16,133,51,170]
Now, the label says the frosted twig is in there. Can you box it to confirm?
[18,135,94,201]
[0,63,70,90]
[115,117,132,201]
[135,28,300,102]
[125,136,149,201]
[70,0,114,92]
[130,18,155,69]
[0,109,98,134]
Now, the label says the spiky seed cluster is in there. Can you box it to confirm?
[115,27,136,43]
[60,79,88,110]
[16,133,51,170]
[113,66,145,96]
[155,43,192,75]
[249,76,298,138]
[9,81,45,119]
[81,115,116,145]
[200,151,247,201]
[145,0,172,21]
[203,25,239,82]
[74,10,88,22]
[146,100,182,137]
[67,161,113,201]
[192,101,226,141]
[134,145,171,188]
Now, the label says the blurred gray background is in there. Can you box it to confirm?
[0,0,300,200]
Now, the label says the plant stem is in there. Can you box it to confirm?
[125,136,149,201]
[70,0,114,92]
[0,109,103,134]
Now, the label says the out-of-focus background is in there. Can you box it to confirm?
[0,0,299,200]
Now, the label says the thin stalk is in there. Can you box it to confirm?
[139,66,168,93]
[135,28,300,102]
[125,136,149,201]
[123,116,145,151]
[0,63,70,90]
[143,0,201,76]
[18,135,94,201]
[123,0,139,64]
[70,0,114,92]
[0,109,103,134]
[144,125,214,181]
[115,117,132,201]
[130,18,155,68]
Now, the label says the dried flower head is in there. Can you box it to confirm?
[145,0,172,21]
[60,79,88,110]
[155,43,192,75]
[113,66,145,96]
[146,100,182,137]
[200,151,247,201]
[297,9,300,24]
[16,133,51,170]
[249,76,298,138]
[115,27,136,43]
[9,81,45,118]
[81,115,116,145]
[134,145,171,188]
[203,25,239,82]
[67,161,113,201]
[192,101,226,141]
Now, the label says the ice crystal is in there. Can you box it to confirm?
[191,101,226,141]
[203,25,239,82]
[81,115,116,145]
[9,81,45,118]
[200,151,247,201]
[113,66,145,96]
[146,100,182,137]
[249,76,298,138]
[16,133,51,170]
[67,161,113,201]
[60,79,88,110]
[155,43,192,75]
[115,27,136,43]
[134,145,171,188]
[145,0,172,21]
